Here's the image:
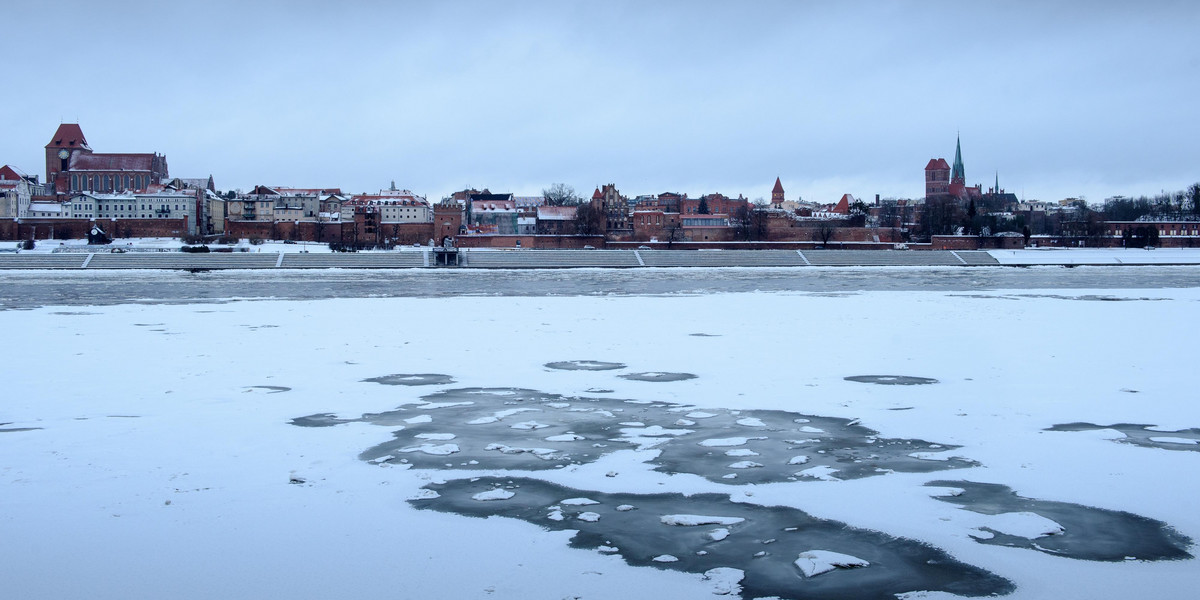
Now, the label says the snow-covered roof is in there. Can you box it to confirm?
[28,202,64,213]
[537,206,577,220]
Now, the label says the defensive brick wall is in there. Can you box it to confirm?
[0,218,189,240]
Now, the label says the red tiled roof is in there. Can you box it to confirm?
[832,194,852,214]
[925,158,950,171]
[47,124,89,149]
[592,187,603,199]
[0,165,26,181]
[70,153,154,171]
[772,177,784,193]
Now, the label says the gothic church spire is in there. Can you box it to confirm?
[951,135,965,185]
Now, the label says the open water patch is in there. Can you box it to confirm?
[1045,422,1200,452]
[411,476,1014,600]
[927,480,1193,561]
[844,375,938,386]
[363,373,456,386]
[544,360,626,371]
[619,372,697,382]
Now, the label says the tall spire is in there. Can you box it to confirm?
[951,134,965,185]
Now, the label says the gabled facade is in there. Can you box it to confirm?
[597,184,628,231]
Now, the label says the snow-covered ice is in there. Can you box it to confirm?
[471,488,515,501]
[794,550,870,577]
[2,282,1199,599]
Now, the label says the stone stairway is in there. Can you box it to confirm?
[86,252,281,269]
[0,248,1012,270]
[799,250,963,266]
[952,251,1000,265]
[638,250,810,267]
[0,254,88,269]
[462,250,641,268]
[280,252,426,268]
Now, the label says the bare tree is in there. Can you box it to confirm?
[733,204,770,241]
[542,183,580,206]
[815,222,836,248]
[574,201,604,236]
[664,221,683,248]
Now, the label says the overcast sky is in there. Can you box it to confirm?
[3,1,1197,204]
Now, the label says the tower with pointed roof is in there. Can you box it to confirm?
[950,135,965,186]
[771,177,785,205]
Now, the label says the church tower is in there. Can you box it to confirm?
[951,135,965,186]
[45,123,92,185]
[771,177,785,205]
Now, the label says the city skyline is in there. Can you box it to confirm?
[3,0,1197,203]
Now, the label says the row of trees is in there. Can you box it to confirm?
[1103,184,1200,221]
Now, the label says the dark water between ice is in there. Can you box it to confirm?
[2,265,1199,309]
[293,380,1193,600]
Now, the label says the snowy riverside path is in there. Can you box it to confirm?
[2,268,1199,599]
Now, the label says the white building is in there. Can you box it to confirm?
[0,165,39,218]
[344,190,431,223]
[63,190,200,234]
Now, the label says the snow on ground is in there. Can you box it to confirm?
[987,247,1200,265]
[2,237,439,254]
[2,285,1200,599]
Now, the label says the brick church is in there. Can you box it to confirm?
[45,123,169,198]
[924,135,981,202]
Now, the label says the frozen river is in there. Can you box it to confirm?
[3,265,1200,309]
[3,275,1199,599]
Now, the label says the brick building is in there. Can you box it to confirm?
[595,184,629,232]
[535,206,578,235]
[924,158,951,198]
[44,124,168,198]
[434,201,464,245]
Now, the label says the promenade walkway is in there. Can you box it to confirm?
[3,248,1199,270]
